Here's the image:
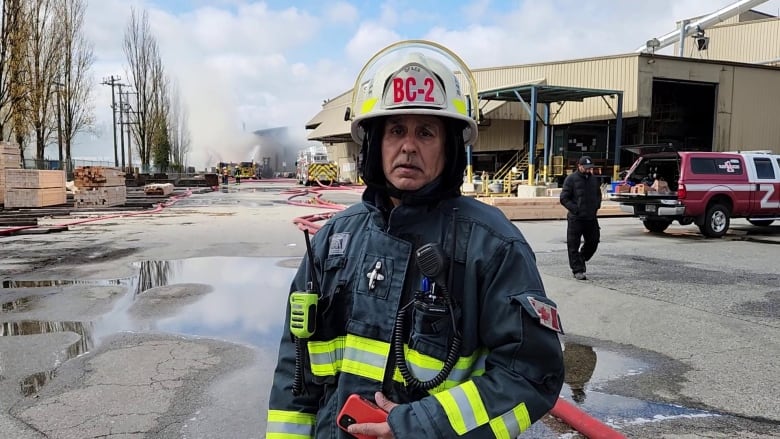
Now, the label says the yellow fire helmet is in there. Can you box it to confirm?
[348,40,479,146]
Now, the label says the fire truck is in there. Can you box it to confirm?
[296,146,338,185]
[217,161,256,178]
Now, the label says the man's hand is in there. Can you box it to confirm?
[346,392,399,439]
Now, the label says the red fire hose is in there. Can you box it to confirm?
[550,398,626,438]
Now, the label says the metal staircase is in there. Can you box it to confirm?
[481,150,529,196]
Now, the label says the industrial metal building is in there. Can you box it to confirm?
[305,2,780,185]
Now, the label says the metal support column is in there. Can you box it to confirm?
[528,86,538,185]
[466,144,473,183]
[543,103,550,182]
[613,92,624,181]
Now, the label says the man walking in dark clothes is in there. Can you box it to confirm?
[560,156,602,280]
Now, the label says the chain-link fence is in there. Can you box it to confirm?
[23,159,115,179]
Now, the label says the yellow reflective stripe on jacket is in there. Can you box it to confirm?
[433,383,532,437]
[309,333,487,389]
[341,336,389,381]
[307,335,389,382]
[308,337,345,376]
[393,346,487,392]
[266,410,315,439]
[488,402,532,438]
[433,381,489,435]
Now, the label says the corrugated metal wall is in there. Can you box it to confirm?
[672,18,780,64]
[476,119,524,151]
[730,66,780,151]
[639,56,780,153]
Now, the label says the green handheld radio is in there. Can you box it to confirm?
[289,285,318,339]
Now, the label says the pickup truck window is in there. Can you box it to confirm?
[753,158,776,179]
[690,157,743,175]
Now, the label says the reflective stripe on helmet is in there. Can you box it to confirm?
[433,381,532,437]
[266,410,315,439]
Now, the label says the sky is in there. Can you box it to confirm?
[65,0,780,169]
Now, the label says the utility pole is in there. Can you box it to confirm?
[122,90,139,173]
[101,76,122,167]
[117,83,126,170]
[53,81,64,166]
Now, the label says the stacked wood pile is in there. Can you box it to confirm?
[0,141,23,205]
[73,166,127,208]
[3,169,67,208]
[479,196,625,221]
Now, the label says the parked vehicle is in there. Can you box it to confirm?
[295,146,338,185]
[610,148,780,237]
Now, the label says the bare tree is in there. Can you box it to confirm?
[58,0,94,166]
[123,7,159,169]
[168,79,190,170]
[24,0,64,161]
[1,0,30,157]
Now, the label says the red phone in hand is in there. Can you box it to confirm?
[336,394,388,439]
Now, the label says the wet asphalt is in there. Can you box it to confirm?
[0,182,778,438]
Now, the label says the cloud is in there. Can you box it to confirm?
[325,1,359,24]
[72,0,780,168]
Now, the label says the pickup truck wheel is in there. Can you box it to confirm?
[747,219,774,227]
[643,219,671,233]
[700,203,730,238]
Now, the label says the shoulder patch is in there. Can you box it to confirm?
[527,296,564,334]
[328,233,350,256]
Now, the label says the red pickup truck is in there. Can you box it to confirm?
[610,149,780,237]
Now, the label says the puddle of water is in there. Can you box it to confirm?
[2,296,35,312]
[93,257,297,350]
[0,320,93,396]
[560,342,717,432]
[2,259,717,429]
[2,279,126,289]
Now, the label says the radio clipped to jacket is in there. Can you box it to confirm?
[290,286,318,339]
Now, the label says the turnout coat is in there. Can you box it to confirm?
[267,190,565,438]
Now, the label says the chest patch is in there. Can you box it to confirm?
[328,233,350,256]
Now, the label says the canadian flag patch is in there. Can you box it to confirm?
[527,297,563,334]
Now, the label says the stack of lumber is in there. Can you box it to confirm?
[0,141,23,205]
[479,196,626,221]
[143,183,174,196]
[3,169,66,208]
[73,166,126,208]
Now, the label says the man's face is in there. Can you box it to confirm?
[381,114,447,191]
[578,164,593,174]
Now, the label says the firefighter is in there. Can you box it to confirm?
[234,165,241,185]
[222,166,229,185]
[266,40,564,439]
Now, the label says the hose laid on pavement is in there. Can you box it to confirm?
[0,190,192,236]
[550,398,626,438]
